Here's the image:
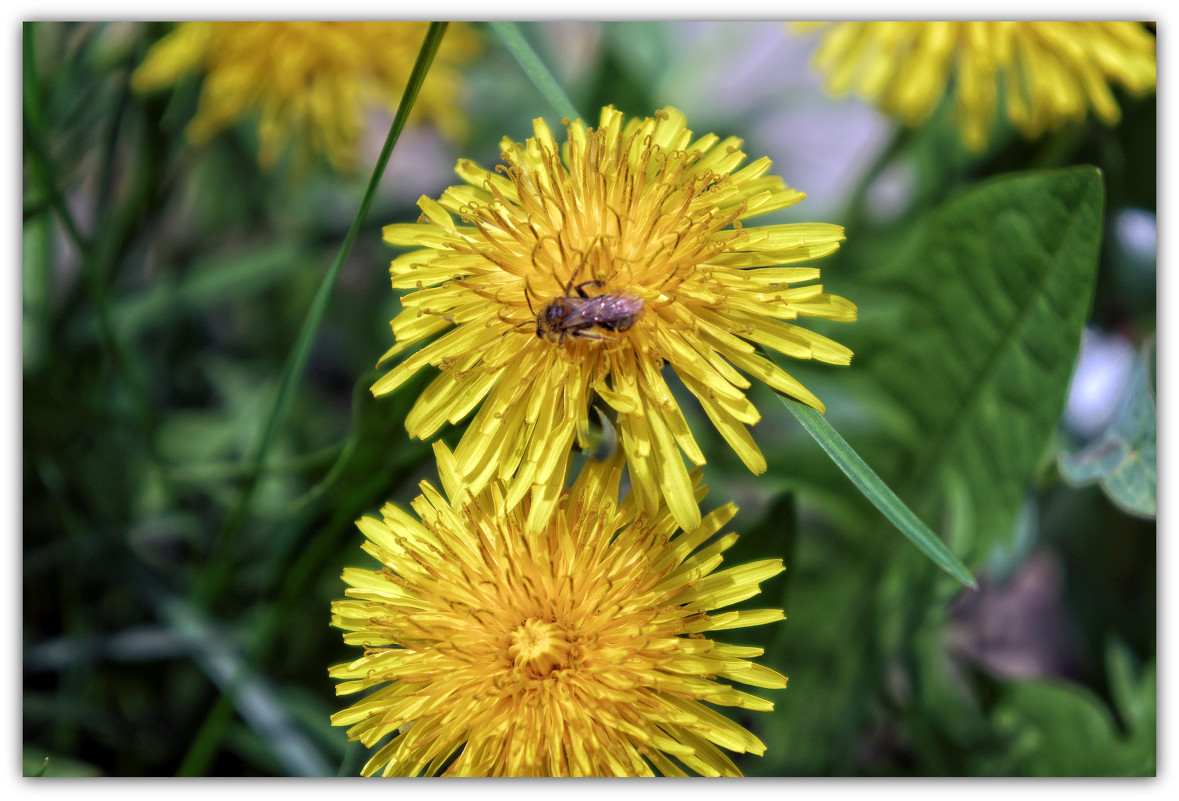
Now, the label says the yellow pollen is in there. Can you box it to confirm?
[508,618,572,679]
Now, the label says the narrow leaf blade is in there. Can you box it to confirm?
[489,21,582,121]
[203,23,450,601]
[778,393,976,588]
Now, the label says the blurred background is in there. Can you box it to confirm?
[22,21,1156,777]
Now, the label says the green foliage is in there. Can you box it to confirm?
[22,21,1155,778]
[991,643,1156,776]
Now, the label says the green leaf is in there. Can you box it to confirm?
[1059,341,1156,518]
[755,506,880,776]
[992,653,1155,776]
[778,394,976,588]
[163,597,332,777]
[1106,640,1156,737]
[856,167,1105,560]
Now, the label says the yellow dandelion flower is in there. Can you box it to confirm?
[375,105,855,532]
[131,22,479,171]
[330,443,787,777]
[798,21,1156,152]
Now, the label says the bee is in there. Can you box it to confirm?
[533,276,645,345]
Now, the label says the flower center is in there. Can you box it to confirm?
[508,618,573,679]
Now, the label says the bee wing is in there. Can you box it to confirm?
[562,294,644,327]
[555,297,605,329]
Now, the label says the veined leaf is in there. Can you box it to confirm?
[855,167,1105,561]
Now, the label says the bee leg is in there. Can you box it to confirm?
[573,328,615,342]
[523,280,538,316]
[563,263,585,298]
[573,279,606,298]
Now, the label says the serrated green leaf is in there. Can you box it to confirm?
[1059,341,1156,518]
[859,167,1105,560]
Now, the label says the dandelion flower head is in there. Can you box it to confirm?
[330,444,788,776]
[375,105,855,533]
[132,21,479,171]
[799,21,1156,152]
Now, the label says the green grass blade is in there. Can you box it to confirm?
[23,22,158,442]
[489,21,582,121]
[776,393,977,589]
[23,23,86,251]
[183,21,451,775]
[203,21,451,602]
[162,596,331,777]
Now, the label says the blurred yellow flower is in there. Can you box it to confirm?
[131,21,478,171]
[330,443,787,777]
[799,21,1157,151]
[375,106,854,533]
